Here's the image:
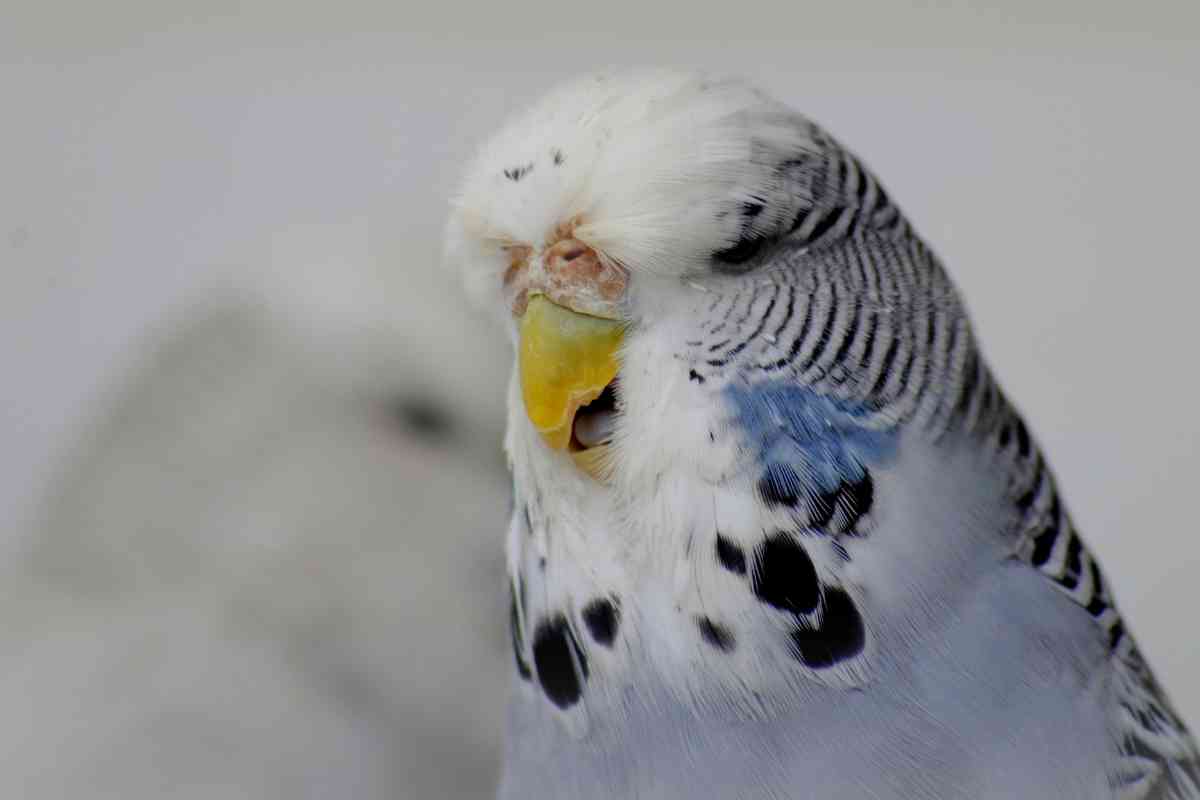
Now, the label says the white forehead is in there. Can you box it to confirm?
[445,69,822,309]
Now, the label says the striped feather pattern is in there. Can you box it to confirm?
[687,151,1200,797]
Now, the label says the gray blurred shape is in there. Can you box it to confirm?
[4,303,509,799]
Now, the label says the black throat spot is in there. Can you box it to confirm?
[532,615,588,709]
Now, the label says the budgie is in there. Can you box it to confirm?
[444,69,1199,799]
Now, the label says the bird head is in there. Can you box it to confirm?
[445,70,848,488]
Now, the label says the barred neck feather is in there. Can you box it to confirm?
[675,178,1200,795]
[451,69,1199,799]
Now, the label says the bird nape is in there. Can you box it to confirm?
[444,69,1200,799]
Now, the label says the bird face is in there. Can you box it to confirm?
[445,70,832,483]
[504,220,627,475]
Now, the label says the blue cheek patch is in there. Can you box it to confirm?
[724,381,897,498]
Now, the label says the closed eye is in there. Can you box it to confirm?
[712,234,768,267]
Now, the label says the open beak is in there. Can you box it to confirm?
[518,293,624,479]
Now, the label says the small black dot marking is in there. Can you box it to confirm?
[752,532,819,615]
[715,534,747,575]
[552,149,564,166]
[532,615,588,709]
[509,583,532,681]
[688,368,705,383]
[790,588,865,668]
[758,463,802,508]
[696,616,736,652]
[504,162,534,182]
[582,597,620,647]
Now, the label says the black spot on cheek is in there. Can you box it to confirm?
[688,368,705,384]
[696,616,736,651]
[758,463,803,508]
[715,534,747,575]
[582,597,620,647]
[752,532,819,615]
[552,148,564,166]
[532,615,588,709]
[790,588,865,668]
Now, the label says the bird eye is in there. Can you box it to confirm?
[712,235,767,269]
[712,199,772,270]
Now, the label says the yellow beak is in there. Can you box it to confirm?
[518,294,624,455]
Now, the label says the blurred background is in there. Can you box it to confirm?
[3,2,1199,797]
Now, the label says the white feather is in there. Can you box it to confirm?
[445,68,821,323]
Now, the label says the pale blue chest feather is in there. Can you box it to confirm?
[724,380,897,498]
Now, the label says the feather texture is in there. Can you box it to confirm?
[447,68,1199,799]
